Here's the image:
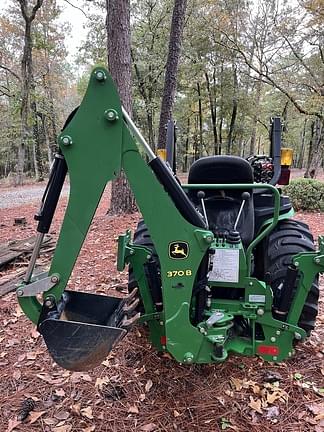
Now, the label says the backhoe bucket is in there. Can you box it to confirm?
[38,290,128,371]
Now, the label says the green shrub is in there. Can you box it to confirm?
[283,178,324,212]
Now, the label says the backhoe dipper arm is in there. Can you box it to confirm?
[18,68,214,367]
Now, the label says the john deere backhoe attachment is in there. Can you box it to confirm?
[17,68,324,372]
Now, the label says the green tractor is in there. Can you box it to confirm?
[17,68,323,371]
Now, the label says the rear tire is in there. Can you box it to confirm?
[263,219,319,335]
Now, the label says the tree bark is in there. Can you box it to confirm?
[106,0,136,214]
[205,71,218,154]
[17,0,44,185]
[227,65,238,154]
[249,77,262,156]
[31,98,44,181]
[184,116,190,172]
[131,50,155,150]
[304,117,323,178]
[298,118,307,169]
[197,82,204,156]
[157,0,187,150]
[42,73,58,163]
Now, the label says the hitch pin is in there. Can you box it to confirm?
[24,232,44,283]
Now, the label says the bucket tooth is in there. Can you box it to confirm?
[121,312,141,329]
[126,287,138,302]
[123,298,140,314]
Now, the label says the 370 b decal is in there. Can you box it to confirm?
[166,270,192,277]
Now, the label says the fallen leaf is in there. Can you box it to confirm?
[266,406,280,420]
[17,354,26,362]
[55,388,66,397]
[266,392,281,404]
[13,306,24,317]
[307,402,324,416]
[217,396,226,406]
[139,393,146,402]
[6,418,21,432]
[145,379,153,393]
[30,327,40,339]
[71,403,81,415]
[252,384,260,394]
[249,397,263,414]
[13,370,21,381]
[315,423,324,432]
[54,411,70,421]
[141,423,157,431]
[52,425,72,432]
[230,377,243,391]
[95,376,109,390]
[29,411,46,424]
[173,410,180,417]
[26,351,38,360]
[128,405,139,414]
[70,372,92,383]
[81,406,93,419]
[43,417,58,426]
[83,427,95,432]
[37,373,54,384]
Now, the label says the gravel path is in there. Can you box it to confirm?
[0,184,69,209]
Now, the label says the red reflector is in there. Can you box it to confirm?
[257,345,279,356]
[160,336,167,345]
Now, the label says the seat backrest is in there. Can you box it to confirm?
[188,155,254,185]
[188,156,255,246]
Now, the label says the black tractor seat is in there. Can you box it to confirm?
[188,156,255,246]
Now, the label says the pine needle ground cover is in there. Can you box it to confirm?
[0,181,323,432]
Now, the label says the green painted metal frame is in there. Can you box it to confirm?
[17,68,324,366]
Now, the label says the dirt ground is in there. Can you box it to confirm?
[0,183,323,432]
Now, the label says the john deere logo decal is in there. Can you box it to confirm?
[169,241,189,259]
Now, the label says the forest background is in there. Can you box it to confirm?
[0,0,323,186]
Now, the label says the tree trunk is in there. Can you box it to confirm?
[31,100,43,181]
[197,82,204,156]
[193,115,199,161]
[132,51,155,150]
[205,71,218,154]
[184,116,190,172]
[17,0,44,186]
[298,118,307,169]
[106,0,136,214]
[218,117,223,155]
[42,74,58,163]
[304,117,323,178]
[227,65,238,154]
[157,0,187,149]
[250,77,262,156]
[218,62,224,155]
